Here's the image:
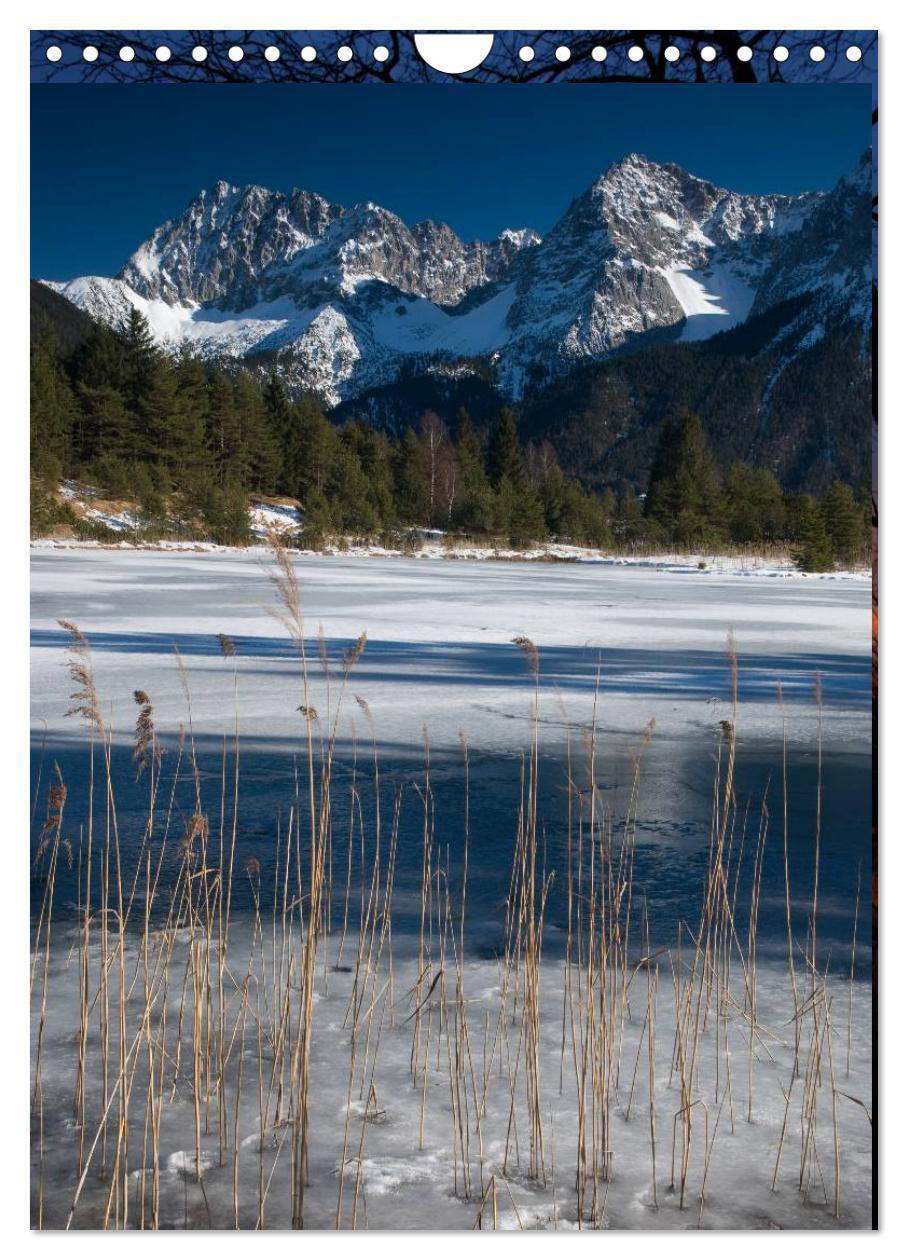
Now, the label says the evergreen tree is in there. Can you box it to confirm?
[121,309,159,414]
[487,408,544,543]
[452,412,494,533]
[199,479,251,546]
[76,383,135,468]
[72,325,125,394]
[793,498,835,572]
[233,373,280,493]
[206,373,248,487]
[487,407,526,490]
[395,428,430,524]
[263,375,301,494]
[325,442,378,533]
[296,397,337,500]
[341,422,396,526]
[725,462,786,544]
[822,480,864,566]
[171,351,214,495]
[615,491,658,547]
[297,489,333,548]
[137,357,181,479]
[531,441,565,532]
[30,330,75,483]
[646,414,722,546]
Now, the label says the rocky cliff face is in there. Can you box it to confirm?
[45,151,871,407]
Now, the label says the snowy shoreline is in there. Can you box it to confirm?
[30,536,871,582]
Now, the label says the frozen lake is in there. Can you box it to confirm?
[31,548,871,754]
[30,549,874,1230]
[31,548,872,954]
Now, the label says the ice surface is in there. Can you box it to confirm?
[31,550,872,759]
[31,925,873,1230]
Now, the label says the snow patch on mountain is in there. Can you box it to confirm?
[661,263,756,340]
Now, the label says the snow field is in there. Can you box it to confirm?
[32,922,872,1230]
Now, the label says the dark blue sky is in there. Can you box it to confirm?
[31,83,870,280]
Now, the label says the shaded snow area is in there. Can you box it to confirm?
[32,928,872,1230]
[31,552,872,1229]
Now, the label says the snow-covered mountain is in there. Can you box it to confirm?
[44,152,871,406]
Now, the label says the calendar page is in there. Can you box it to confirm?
[29,29,877,1232]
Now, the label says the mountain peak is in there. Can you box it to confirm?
[616,151,657,169]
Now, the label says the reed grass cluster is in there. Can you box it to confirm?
[29,537,871,1230]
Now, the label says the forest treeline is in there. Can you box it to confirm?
[31,309,870,569]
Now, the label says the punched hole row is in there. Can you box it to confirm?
[45,41,866,67]
[519,43,863,65]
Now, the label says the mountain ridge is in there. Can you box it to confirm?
[43,150,871,408]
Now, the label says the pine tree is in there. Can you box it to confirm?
[233,373,280,493]
[199,479,251,545]
[30,330,75,484]
[341,422,396,526]
[487,407,526,490]
[76,383,136,468]
[646,414,722,546]
[206,373,247,488]
[822,480,864,566]
[325,442,378,533]
[615,491,654,547]
[263,375,301,495]
[395,428,430,524]
[533,442,571,535]
[137,357,181,479]
[296,396,337,500]
[73,325,126,394]
[725,462,786,544]
[452,413,494,533]
[121,309,159,413]
[486,408,543,543]
[172,351,214,496]
[500,480,546,547]
[793,498,835,572]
